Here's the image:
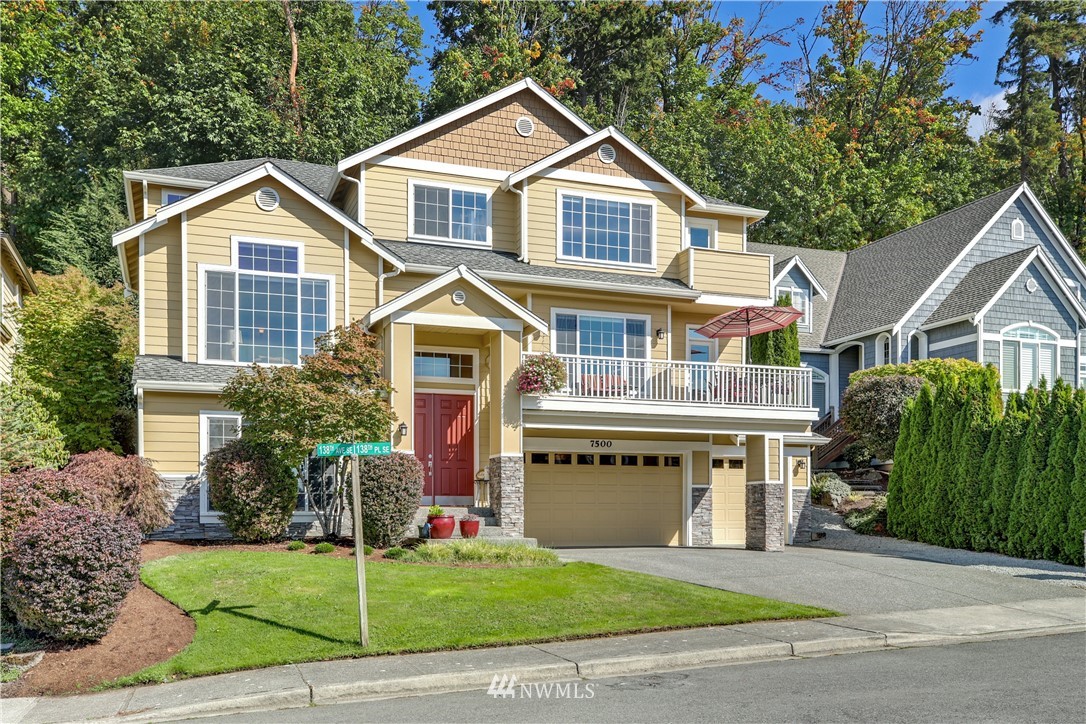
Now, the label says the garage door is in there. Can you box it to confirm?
[712,458,746,544]
[524,452,683,547]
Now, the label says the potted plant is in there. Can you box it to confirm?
[517,353,567,395]
[459,513,480,539]
[426,504,455,539]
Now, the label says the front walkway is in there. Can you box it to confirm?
[561,507,1085,615]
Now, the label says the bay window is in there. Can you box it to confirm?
[410,181,489,244]
[559,191,653,267]
[1001,325,1058,391]
[202,240,332,365]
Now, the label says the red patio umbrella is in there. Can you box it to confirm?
[695,305,804,339]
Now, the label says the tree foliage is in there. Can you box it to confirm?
[840,374,925,460]
[748,293,801,366]
[0,371,67,474]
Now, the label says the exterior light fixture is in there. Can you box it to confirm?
[398,422,408,437]
[656,328,665,340]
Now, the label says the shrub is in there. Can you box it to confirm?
[845,496,888,535]
[0,468,94,556]
[286,540,306,551]
[353,453,424,548]
[204,439,297,542]
[401,540,560,567]
[313,542,335,554]
[383,546,407,560]
[3,505,141,641]
[748,293,801,366]
[811,473,851,507]
[353,544,374,556]
[0,373,67,474]
[64,450,170,533]
[840,374,925,460]
[842,442,872,470]
[516,353,567,394]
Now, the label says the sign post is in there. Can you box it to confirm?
[316,441,392,647]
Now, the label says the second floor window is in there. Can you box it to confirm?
[204,240,331,365]
[560,192,653,267]
[411,182,489,244]
[554,311,648,359]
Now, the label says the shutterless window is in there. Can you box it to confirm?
[779,286,810,330]
[1001,326,1058,391]
[561,193,652,266]
[414,351,473,380]
[203,416,240,512]
[554,312,648,359]
[163,191,189,205]
[413,184,488,243]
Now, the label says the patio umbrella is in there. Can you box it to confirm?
[695,305,804,339]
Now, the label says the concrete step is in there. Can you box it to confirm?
[413,506,498,527]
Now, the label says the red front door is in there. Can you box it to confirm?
[414,393,475,503]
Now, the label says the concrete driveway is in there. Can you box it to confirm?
[560,510,1086,615]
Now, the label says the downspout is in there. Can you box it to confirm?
[376,257,401,307]
[510,180,529,262]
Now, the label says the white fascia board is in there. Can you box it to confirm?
[704,202,768,220]
[337,79,595,173]
[117,245,131,290]
[122,171,214,190]
[694,293,774,307]
[123,176,135,223]
[919,313,977,331]
[135,381,227,394]
[772,256,828,299]
[112,217,166,246]
[403,262,702,300]
[825,327,891,348]
[365,264,549,333]
[1020,184,1086,283]
[889,185,1026,337]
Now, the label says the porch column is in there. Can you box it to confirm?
[389,322,413,452]
[746,434,785,551]
[487,328,525,535]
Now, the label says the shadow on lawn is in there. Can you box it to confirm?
[192,599,357,646]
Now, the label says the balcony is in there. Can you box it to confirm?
[525,354,813,411]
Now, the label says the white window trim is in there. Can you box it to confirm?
[875,332,892,366]
[684,217,717,250]
[549,307,653,359]
[1011,217,1026,240]
[414,345,479,384]
[555,187,657,272]
[777,285,812,332]
[197,237,336,366]
[685,324,718,362]
[160,187,191,207]
[407,178,493,248]
[999,323,1060,392]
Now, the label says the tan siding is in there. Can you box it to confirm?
[530,292,669,361]
[348,233,379,320]
[384,90,586,171]
[143,222,183,357]
[690,248,771,298]
[525,177,684,278]
[686,211,746,252]
[125,242,139,293]
[791,456,809,488]
[552,143,663,182]
[364,165,519,254]
[671,311,743,364]
[142,392,228,473]
[769,438,781,480]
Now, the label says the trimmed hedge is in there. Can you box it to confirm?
[353,452,424,548]
[3,505,141,641]
[889,371,1086,566]
[65,450,171,534]
[205,439,298,542]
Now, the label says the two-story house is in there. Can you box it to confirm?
[1,232,37,384]
[749,184,1086,427]
[111,79,821,550]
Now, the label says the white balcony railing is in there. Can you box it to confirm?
[529,354,813,410]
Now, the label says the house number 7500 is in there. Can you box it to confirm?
[589,440,613,448]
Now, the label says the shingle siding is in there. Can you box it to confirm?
[930,342,977,362]
[927,320,976,345]
[983,261,1076,339]
[839,344,862,393]
[1061,347,1076,383]
[801,352,831,376]
[983,340,1000,367]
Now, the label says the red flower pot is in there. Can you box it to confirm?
[459,519,480,538]
[427,515,455,539]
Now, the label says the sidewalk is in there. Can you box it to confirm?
[4,596,1083,724]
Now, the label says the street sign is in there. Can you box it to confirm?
[315,441,392,458]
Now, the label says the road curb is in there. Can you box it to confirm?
[112,687,312,723]
[573,641,793,678]
[882,622,1086,649]
[787,633,888,656]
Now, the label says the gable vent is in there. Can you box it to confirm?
[515,116,536,137]
[255,187,280,212]
[597,143,617,164]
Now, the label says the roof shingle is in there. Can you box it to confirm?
[137,158,336,196]
[134,356,245,386]
[924,247,1036,327]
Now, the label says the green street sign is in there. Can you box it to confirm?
[315,442,392,458]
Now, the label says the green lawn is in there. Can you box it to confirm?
[122,551,833,685]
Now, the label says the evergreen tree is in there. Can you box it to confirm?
[887,385,921,538]
[990,393,1028,551]
[1068,390,1086,566]
[748,293,800,367]
[1038,385,1081,561]
[1007,384,1052,557]
[974,417,1004,552]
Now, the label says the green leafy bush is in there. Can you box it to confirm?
[286,540,305,551]
[840,374,925,460]
[400,540,560,567]
[811,473,851,507]
[313,542,335,554]
[516,352,567,394]
[65,450,170,533]
[3,505,140,641]
[346,453,425,548]
[383,546,407,560]
[353,544,374,556]
[845,496,888,535]
[0,373,67,474]
[0,468,94,557]
[842,442,872,470]
[204,439,297,542]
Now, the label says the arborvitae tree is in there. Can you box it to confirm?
[1040,386,1082,561]
[920,384,960,546]
[989,393,1027,550]
[974,420,1004,552]
[1008,384,1052,558]
[890,383,934,540]
[748,293,801,367]
[887,390,917,537]
[950,375,997,550]
[1068,391,1086,566]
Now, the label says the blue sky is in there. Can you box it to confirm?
[403,1,1010,136]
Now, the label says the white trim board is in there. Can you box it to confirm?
[772,256,829,299]
[928,333,978,352]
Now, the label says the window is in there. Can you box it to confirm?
[162,189,190,206]
[410,181,489,244]
[553,311,649,358]
[875,333,892,366]
[202,240,332,365]
[777,286,811,330]
[199,412,241,513]
[414,349,475,381]
[686,326,716,364]
[685,219,717,250]
[560,192,653,267]
[1001,325,1058,391]
[1011,218,1025,240]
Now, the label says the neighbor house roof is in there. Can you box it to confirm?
[130,158,336,197]
[747,241,847,349]
[377,240,700,298]
[823,185,1023,344]
[923,247,1037,327]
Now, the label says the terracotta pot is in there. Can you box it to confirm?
[427,514,455,539]
[459,519,481,538]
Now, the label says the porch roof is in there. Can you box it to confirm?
[133,355,242,391]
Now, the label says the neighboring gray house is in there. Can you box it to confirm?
[749,183,1086,418]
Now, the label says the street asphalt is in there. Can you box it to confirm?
[198,633,1086,723]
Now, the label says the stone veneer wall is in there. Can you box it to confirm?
[690,486,713,546]
[488,455,525,536]
[745,481,785,552]
[791,486,812,543]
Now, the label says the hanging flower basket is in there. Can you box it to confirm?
[517,353,567,395]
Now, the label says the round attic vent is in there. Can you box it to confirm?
[597,143,617,164]
[1025,277,1039,294]
[255,187,280,212]
[515,116,536,137]
[452,290,467,305]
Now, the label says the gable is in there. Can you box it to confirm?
[983,259,1079,339]
[382,89,587,173]
[550,141,667,184]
